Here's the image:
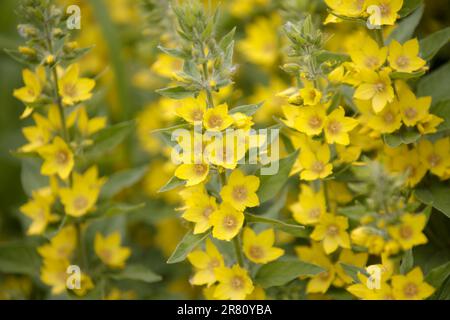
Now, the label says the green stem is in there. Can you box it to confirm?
[199,41,214,109]
[373,28,384,47]
[233,235,244,267]
[75,221,88,270]
[322,180,330,212]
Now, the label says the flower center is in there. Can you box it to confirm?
[208,258,220,269]
[383,112,395,124]
[73,196,88,211]
[192,109,204,121]
[312,161,325,174]
[55,150,69,165]
[365,56,379,69]
[428,154,441,168]
[327,120,342,135]
[208,115,223,129]
[230,276,244,290]
[379,3,390,16]
[309,208,321,219]
[63,83,78,98]
[308,116,323,129]
[319,271,330,281]
[399,225,413,240]
[374,82,385,93]
[404,107,417,120]
[403,283,418,298]
[327,224,339,236]
[194,164,207,176]
[249,245,264,260]
[396,56,410,68]
[223,215,237,230]
[101,249,112,262]
[232,186,248,202]
[202,206,214,218]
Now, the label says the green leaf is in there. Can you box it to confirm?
[398,0,423,17]
[101,166,148,199]
[245,213,308,238]
[339,263,369,283]
[316,50,350,63]
[430,100,450,132]
[20,158,47,198]
[425,261,450,288]
[158,175,186,193]
[257,150,299,204]
[254,259,324,288]
[387,5,424,44]
[219,27,236,52]
[84,121,135,158]
[167,230,210,264]
[156,86,197,99]
[157,45,189,59]
[109,264,162,283]
[418,62,450,104]
[420,27,450,61]
[390,70,426,80]
[95,202,146,218]
[415,185,450,218]
[400,249,414,274]
[383,128,421,147]
[230,102,264,116]
[0,242,41,277]
[338,203,367,221]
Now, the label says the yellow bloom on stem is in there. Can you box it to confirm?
[203,103,234,131]
[58,64,95,106]
[324,106,358,145]
[334,249,368,286]
[94,232,131,269]
[325,0,368,18]
[280,105,300,129]
[388,39,426,73]
[59,167,105,217]
[391,267,435,300]
[220,170,260,211]
[417,114,444,135]
[299,144,333,181]
[354,68,394,113]
[310,213,351,254]
[206,134,247,170]
[367,0,403,26]
[71,273,94,297]
[20,188,58,236]
[20,113,52,153]
[13,66,45,104]
[40,258,70,295]
[389,149,427,187]
[76,106,107,137]
[393,82,431,127]
[38,225,77,261]
[182,192,218,234]
[388,213,427,250]
[151,54,183,79]
[231,112,254,131]
[290,184,326,225]
[294,105,327,136]
[210,202,244,241]
[175,162,210,186]
[176,96,207,124]
[38,136,74,180]
[367,102,402,133]
[350,37,387,70]
[299,82,322,106]
[214,265,254,300]
[187,238,224,286]
[347,273,395,300]
[418,138,450,178]
[242,228,284,264]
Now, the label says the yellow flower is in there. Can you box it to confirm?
[242,228,284,264]
[324,107,358,145]
[238,14,280,68]
[40,258,70,295]
[187,238,224,286]
[418,138,450,178]
[231,112,254,131]
[388,39,426,73]
[151,54,183,79]
[58,64,95,106]
[347,273,395,300]
[175,163,209,186]
[310,213,351,254]
[206,134,247,170]
[393,82,431,127]
[299,82,322,106]
[389,149,427,187]
[391,267,435,300]
[350,37,387,70]
[229,0,269,18]
[290,184,326,225]
[334,249,368,286]
[214,265,254,300]
[203,103,234,131]
[76,106,107,137]
[71,273,94,297]
[280,104,300,129]
[20,113,52,153]
[38,225,77,261]
[367,0,403,25]
[210,202,245,241]
[176,96,207,124]
[182,191,218,234]
[20,188,58,235]
[417,114,444,135]
[295,242,335,293]
[13,66,45,104]
[367,102,402,133]
[38,136,74,180]
[94,232,131,269]
[220,170,260,211]
[388,213,428,250]
[294,105,327,136]
[354,68,394,113]
[59,167,105,217]
[325,0,368,18]
[299,144,333,181]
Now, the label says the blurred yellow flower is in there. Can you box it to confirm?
[242,228,284,264]
[214,265,254,300]
[94,232,131,269]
